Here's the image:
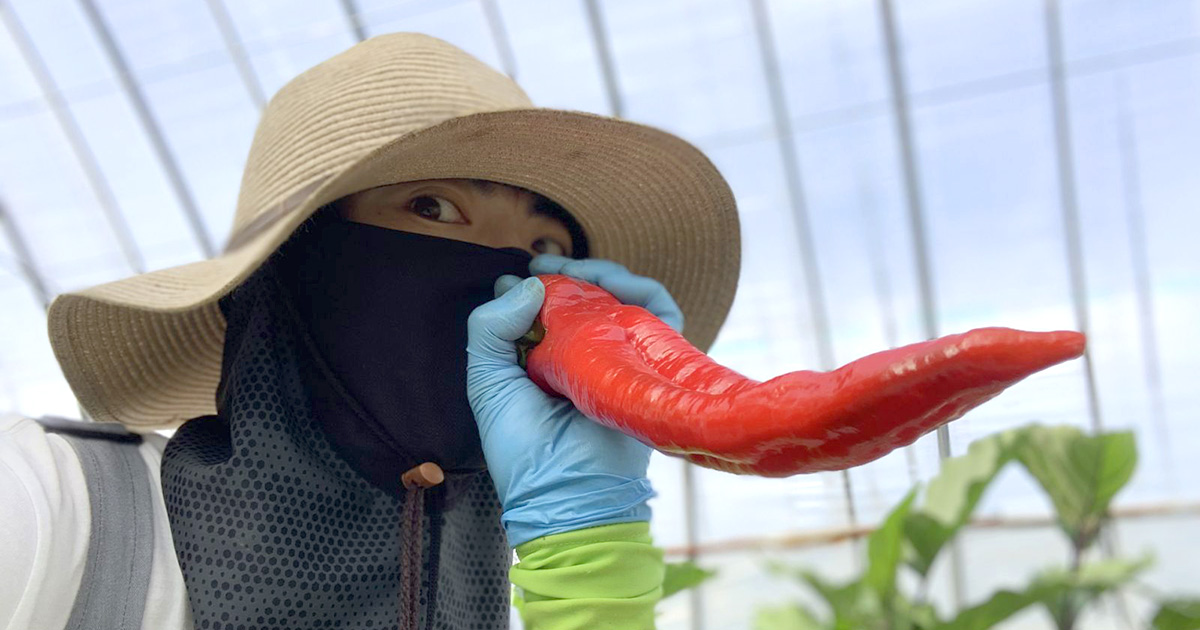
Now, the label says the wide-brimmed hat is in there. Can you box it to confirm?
[47,32,741,431]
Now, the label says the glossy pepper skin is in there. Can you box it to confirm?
[523,274,1087,477]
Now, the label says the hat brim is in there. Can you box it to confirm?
[49,109,741,430]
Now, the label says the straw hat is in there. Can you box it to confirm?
[47,33,741,431]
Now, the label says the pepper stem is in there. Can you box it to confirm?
[515,320,545,370]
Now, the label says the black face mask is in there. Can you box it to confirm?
[273,215,532,496]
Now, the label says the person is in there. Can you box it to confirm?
[1,33,740,630]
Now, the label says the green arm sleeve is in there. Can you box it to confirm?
[510,521,665,630]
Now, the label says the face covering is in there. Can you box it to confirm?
[272,214,534,496]
[161,222,518,629]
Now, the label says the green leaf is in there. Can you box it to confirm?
[902,513,952,577]
[662,561,716,599]
[764,562,884,627]
[934,587,1052,630]
[931,557,1152,630]
[799,571,860,617]
[1032,556,1153,627]
[754,604,826,630]
[1032,556,1151,594]
[1153,599,1200,630]
[921,429,1023,525]
[798,571,881,627]
[903,430,1022,576]
[1071,555,1154,591]
[866,488,918,599]
[890,592,941,630]
[1016,426,1137,547]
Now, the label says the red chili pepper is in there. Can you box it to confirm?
[522,274,1087,477]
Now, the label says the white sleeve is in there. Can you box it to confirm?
[0,415,90,630]
[0,416,192,630]
[0,433,39,629]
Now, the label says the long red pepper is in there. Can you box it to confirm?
[522,274,1087,477]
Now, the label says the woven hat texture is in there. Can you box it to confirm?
[47,32,741,430]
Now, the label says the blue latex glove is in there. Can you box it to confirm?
[466,254,685,547]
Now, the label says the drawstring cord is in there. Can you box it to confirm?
[400,463,444,630]
[400,486,424,630]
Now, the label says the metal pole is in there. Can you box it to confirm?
[1114,75,1172,480]
[582,0,624,118]
[76,0,216,258]
[0,199,53,309]
[775,36,1200,146]
[877,0,967,609]
[339,0,367,42]
[747,0,860,558]
[661,500,1200,556]
[582,2,703,625]
[1044,2,1133,626]
[876,0,944,454]
[479,0,518,79]
[681,461,701,555]
[680,472,704,627]
[1043,0,1105,433]
[1,3,144,275]
[203,0,266,110]
[746,0,836,382]
[855,166,921,484]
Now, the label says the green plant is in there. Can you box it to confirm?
[663,560,717,599]
[755,424,1200,630]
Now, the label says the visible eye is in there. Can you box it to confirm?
[407,195,466,223]
[532,237,567,256]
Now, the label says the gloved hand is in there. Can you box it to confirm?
[466,254,685,548]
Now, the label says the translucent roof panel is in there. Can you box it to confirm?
[1,1,1199,626]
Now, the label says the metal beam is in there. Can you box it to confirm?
[479,0,518,80]
[581,2,704,627]
[876,0,944,454]
[0,199,53,310]
[747,0,835,386]
[339,0,367,42]
[1114,75,1171,477]
[1044,0,1104,434]
[204,0,266,110]
[661,499,1200,556]
[1045,6,1133,626]
[582,0,624,118]
[76,0,216,258]
[1,3,145,275]
[747,0,860,562]
[853,166,921,483]
[877,0,967,609]
[694,35,1200,154]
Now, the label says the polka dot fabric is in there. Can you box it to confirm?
[162,266,511,629]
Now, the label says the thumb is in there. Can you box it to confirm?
[467,277,545,359]
[494,274,523,298]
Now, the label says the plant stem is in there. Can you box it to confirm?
[1070,536,1084,573]
[1057,539,1086,630]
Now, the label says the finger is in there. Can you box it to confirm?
[494,274,523,298]
[531,255,628,280]
[528,253,583,276]
[592,273,685,333]
[593,273,677,314]
[533,257,685,333]
[467,277,545,363]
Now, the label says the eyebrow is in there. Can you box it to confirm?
[467,179,556,219]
